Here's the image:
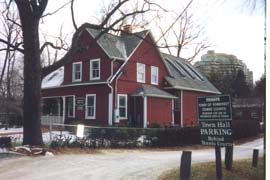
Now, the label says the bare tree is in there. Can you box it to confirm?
[0,0,168,146]
[156,1,211,61]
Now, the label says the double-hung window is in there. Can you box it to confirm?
[72,62,82,82]
[90,59,100,80]
[118,94,127,119]
[85,94,96,119]
[137,63,145,83]
[151,66,159,85]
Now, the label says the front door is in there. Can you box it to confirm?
[130,96,144,127]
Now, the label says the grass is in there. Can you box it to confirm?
[158,158,265,180]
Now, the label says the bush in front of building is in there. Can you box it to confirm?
[232,120,260,140]
[0,137,12,148]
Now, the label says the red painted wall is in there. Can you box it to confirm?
[63,30,112,85]
[42,84,110,126]
[118,35,168,89]
[147,97,172,126]
[182,91,213,127]
[116,34,171,123]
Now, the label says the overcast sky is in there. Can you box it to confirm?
[37,0,266,82]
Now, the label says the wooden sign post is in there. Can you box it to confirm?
[197,95,233,180]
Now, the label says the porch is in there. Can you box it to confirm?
[41,96,75,125]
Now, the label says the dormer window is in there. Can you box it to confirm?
[90,59,100,80]
[137,63,145,83]
[72,62,82,82]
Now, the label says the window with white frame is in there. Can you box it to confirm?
[118,94,127,118]
[90,59,100,80]
[137,63,145,83]
[151,66,159,85]
[85,94,96,119]
[72,62,82,82]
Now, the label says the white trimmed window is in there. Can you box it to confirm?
[90,59,100,80]
[137,63,145,83]
[85,94,96,119]
[72,62,82,82]
[118,94,127,119]
[151,66,159,85]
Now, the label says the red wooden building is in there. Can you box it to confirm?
[41,24,220,128]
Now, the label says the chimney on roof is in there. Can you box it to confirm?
[207,50,215,54]
[122,24,132,34]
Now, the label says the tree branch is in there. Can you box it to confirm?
[99,0,129,27]
[40,41,68,54]
[42,1,71,17]
[0,39,24,53]
[71,0,77,30]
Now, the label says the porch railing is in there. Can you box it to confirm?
[41,115,64,126]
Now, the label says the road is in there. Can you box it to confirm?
[0,138,264,180]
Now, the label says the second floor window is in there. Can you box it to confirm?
[151,66,159,85]
[137,63,145,83]
[72,62,82,82]
[90,59,100,80]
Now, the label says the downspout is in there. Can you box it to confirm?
[107,59,116,126]
[114,71,123,124]
[109,58,129,123]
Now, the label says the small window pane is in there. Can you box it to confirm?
[88,96,94,106]
[119,97,126,106]
[119,107,126,117]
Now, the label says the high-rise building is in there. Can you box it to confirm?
[194,50,253,85]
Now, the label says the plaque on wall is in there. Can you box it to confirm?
[76,98,85,110]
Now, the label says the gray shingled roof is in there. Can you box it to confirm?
[161,53,220,94]
[86,28,149,60]
[132,85,177,99]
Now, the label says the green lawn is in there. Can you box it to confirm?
[158,158,265,180]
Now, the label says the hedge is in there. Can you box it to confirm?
[50,120,260,149]
[232,120,260,140]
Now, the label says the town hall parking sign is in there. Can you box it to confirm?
[197,95,233,147]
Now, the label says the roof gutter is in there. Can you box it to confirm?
[164,86,221,94]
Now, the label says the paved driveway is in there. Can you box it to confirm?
[0,138,264,180]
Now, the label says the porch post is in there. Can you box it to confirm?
[171,99,174,125]
[62,96,65,124]
[180,90,183,127]
[57,98,61,117]
[108,93,113,125]
[143,96,147,128]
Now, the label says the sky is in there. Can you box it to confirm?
[6,0,266,82]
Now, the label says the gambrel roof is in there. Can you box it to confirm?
[161,53,220,94]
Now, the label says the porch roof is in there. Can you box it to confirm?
[131,85,177,99]
[42,67,64,89]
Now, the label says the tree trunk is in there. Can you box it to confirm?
[16,2,43,145]
[22,19,43,146]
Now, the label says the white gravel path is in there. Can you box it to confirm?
[0,138,264,180]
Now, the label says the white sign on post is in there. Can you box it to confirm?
[76,124,85,138]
